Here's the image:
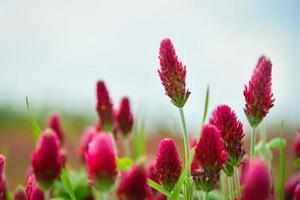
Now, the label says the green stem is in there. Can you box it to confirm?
[233,166,241,199]
[227,176,234,200]
[203,192,208,200]
[179,107,190,164]
[197,191,202,200]
[101,193,108,200]
[250,127,256,162]
[179,107,191,200]
[124,137,130,157]
[44,190,50,200]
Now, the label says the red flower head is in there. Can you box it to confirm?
[13,186,27,200]
[154,193,167,200]
[26,174,44,200]
[158,38,190,108]
[285,174,300,200]
[294,183,300,200]
[96,81,115,132]
[116,97,134,136]
[78,127,97,163]
[294,130,300,157]
[0,155,7,200]
[192,124,227,192]
[243,56,274,128]
[117,165,152,200]
[47,113,64,143]
[241,159,272,200]
[31,130,63,190]
[85,133,117,192]
[155,138,182,191]
[209,105,245,167]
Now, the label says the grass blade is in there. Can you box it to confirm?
[116,157,133,171]
[147,179,171,197]
[60,168,76,200]
[26,96,42,143]
[201,85,210,128]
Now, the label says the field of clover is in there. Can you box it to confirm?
[0,38,300,200]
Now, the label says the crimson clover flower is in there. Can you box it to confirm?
[191,124,227,192]
[116,97,134,137]
[117,164,152,200]
[96,81,115,132]
[155,138,182,191]
[85,133,117,192]
[31,130,63,190]
[158,38,190,108]
[209,105,245,168]
[243,56,274,128]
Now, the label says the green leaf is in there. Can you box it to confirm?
[147,179,171,197]
[266,137,286,149]
[133,120,146,160]
[116,157,133,171]
[26,96,42,143]
[201,85,210,128]
[295,158,300,168]
[279,121,286,200]
[171,149,195,200]
[60,168,76,200]
[254,140,263,154]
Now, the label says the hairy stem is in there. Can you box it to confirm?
[179,107,191,200]
[203,192,208,200]
[250,127,256,162]
[227,176,234,200]
[233,166,241,199]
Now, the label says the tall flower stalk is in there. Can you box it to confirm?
[158,38,191,198]
[244,56,274,162]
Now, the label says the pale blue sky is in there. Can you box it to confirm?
[0,0,299,133]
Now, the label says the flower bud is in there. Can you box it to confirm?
[117,165,152,200]
[285,174,300,200]
[241,159,272,200]
[13,186,27,200]
[78,127,97,163]
[96,81,115,132]
[155,138,182,191]
[85,133,117,192]
[26,174,44,200]
[31,130,63,190]
[116,97,134,137]
[294,130,300,157]
[47,113,64,143]
[0,155,7,200]
[243,56,274,128]
[158,38,190,108]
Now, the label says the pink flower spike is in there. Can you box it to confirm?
[116,97,134,137]
[85,133,117,192]
[78,127,98,163]
[241,159,272,200]
[31,130,63,190]
[192,124,227,192]
[13,186,27,200]
[158,38,190,108]
[117,165,152,200]
[47,113,64,143]
[209,105,245,166]
[243,56,274,128]
[96,81,115,132]
[285,174,300,200]
[155,138,182,191]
